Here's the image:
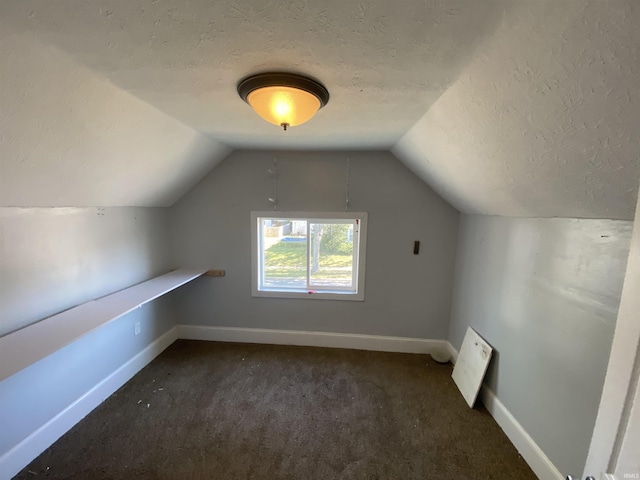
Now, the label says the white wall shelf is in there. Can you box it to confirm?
[0,269,207,382]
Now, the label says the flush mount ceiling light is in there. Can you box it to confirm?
[237,72,330,131]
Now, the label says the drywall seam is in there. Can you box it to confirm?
[0,327,178,480]
[177,325,448,354]
[447,342,563,480]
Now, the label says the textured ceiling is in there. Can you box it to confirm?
[393,1,640,220]
[1,0,639,218]
[1,0,507,150]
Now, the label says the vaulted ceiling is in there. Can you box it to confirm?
[1,1,638,218]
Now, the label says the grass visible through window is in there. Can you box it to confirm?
[264,239,353,283]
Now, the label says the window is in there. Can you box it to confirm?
[251,212,367,300]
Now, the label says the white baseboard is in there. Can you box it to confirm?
[479,386,563,480]
[0,327,178,480]
[447,342,563,480]
[446,341,459,364]
[178,325,449,355]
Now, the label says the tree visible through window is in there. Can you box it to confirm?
[252,213,367,300]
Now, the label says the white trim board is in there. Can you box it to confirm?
[0,327,178,480]
[448,342,563,480]
[0,269,205,381]
[177,325,449,354]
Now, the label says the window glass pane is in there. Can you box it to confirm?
[262,219,307,289]
[309,223,354,288]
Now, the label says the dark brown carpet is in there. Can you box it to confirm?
[15,340,536,480]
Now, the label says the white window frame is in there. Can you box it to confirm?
[251,211,368,301]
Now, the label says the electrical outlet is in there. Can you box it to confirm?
[134,322,141,336]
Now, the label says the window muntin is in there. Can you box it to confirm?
[252,212,367,301]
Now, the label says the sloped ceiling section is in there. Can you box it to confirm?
[393,1,640,220]
[2,0,508,151]
[1,0,638,218]
[0,28,230,207]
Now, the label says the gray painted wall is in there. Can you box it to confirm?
[0,207,174,463]
[1,207,171,336]
[169,150,459,339]
[448,215,633,476]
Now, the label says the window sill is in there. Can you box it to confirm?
[252,288,365,301]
